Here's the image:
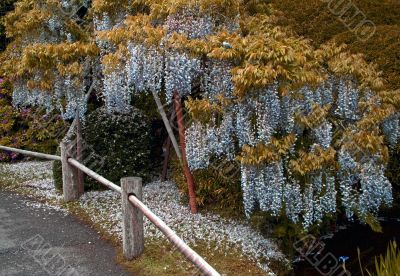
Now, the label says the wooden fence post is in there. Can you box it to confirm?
[121,177,144,259]
[76,110,84,195]
[61,141,83,202]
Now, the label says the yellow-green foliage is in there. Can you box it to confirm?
[92,0,400,193]
[239,134,296,166]
[0,0,67,161]
[98,2,328,96]
[271,0,400,90]
[0,0,97,92]
[171,157,243,214]
[92,0,130,15]
[0,0,17,51]
[289,146,337,176]
[0,78,66,161]
[369,241,400,276]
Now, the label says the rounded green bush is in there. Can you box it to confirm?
[53,107,152,191]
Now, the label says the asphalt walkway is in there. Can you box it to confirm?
[0,191,130,276]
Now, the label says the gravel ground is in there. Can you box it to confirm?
[0,161,287,274]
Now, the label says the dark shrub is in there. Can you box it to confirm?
[53,107,151,191]
[170,156,244,217]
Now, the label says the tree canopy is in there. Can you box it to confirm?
[1,0,399,229]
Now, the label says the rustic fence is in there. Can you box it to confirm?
[0,144,220,276]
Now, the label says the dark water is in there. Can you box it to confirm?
[292,219,400,275]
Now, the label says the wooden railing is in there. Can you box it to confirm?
[0,144,220,276]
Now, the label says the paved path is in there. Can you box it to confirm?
[0,191,131,276]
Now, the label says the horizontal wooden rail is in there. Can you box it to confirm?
[0,145,220,275]
[0,145,61,161]
[67,158,121,193]
[128,195,220,276]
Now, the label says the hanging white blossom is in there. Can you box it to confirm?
[94,13,114,52]
[319,175,337,215]
[256,85,281,144]
[316,77,334,106]
[337,149,359,219]
[186,121,211,170]
[164,51,201,102]
[103,68,131,114]
[164,8,214,39]
[202,60,234,100]
[338,149,393,220]
[358,163,393,217]
[312,121,333,149]
[216,111,236,159]
[279,94,296,134]
[382,114,400,148]
[12,82,53,113]
[204,113,236,159]
[60,76,87,120]
[235,102,256,147]
[299,86,320,114]
[241,163,257,218]
[126,43,164,93]
[256,161,285,216]
[302,185,316,229]
[284,180,303,223]
[335,78,359,120]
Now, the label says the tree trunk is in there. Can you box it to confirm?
[173,92,197,214]
[161,108,177,181]
[151,90,182,160]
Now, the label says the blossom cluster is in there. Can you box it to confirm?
[185,77,394,229]
[338,149,393,220]
[165,8,214,39]
[11,1,90,121]
[12,82,53,113]
[103,69,130,114]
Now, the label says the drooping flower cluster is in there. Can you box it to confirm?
[301,172,337,229]
[256,85,281,145]
[186,122,210,170]
[126,44,164,94]
[236,102,256,147]
[338,149,393,220]
[57,76,87,120]
[284,180,303,223]
[12,82,53,113]
[164,51,202,102]
[98,6,238,107]
[103,68,130,114]
[185,75,393,228]
[335,78,359,121]
[164,8,214,39]
[186,112,236,170]
[7,0,94,121]
[382,114,400,148]
[202,60,234,100]
[313,121,333,149]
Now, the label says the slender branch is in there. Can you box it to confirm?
[151,90,182,160]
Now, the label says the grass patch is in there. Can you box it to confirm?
[116,239,272,276]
